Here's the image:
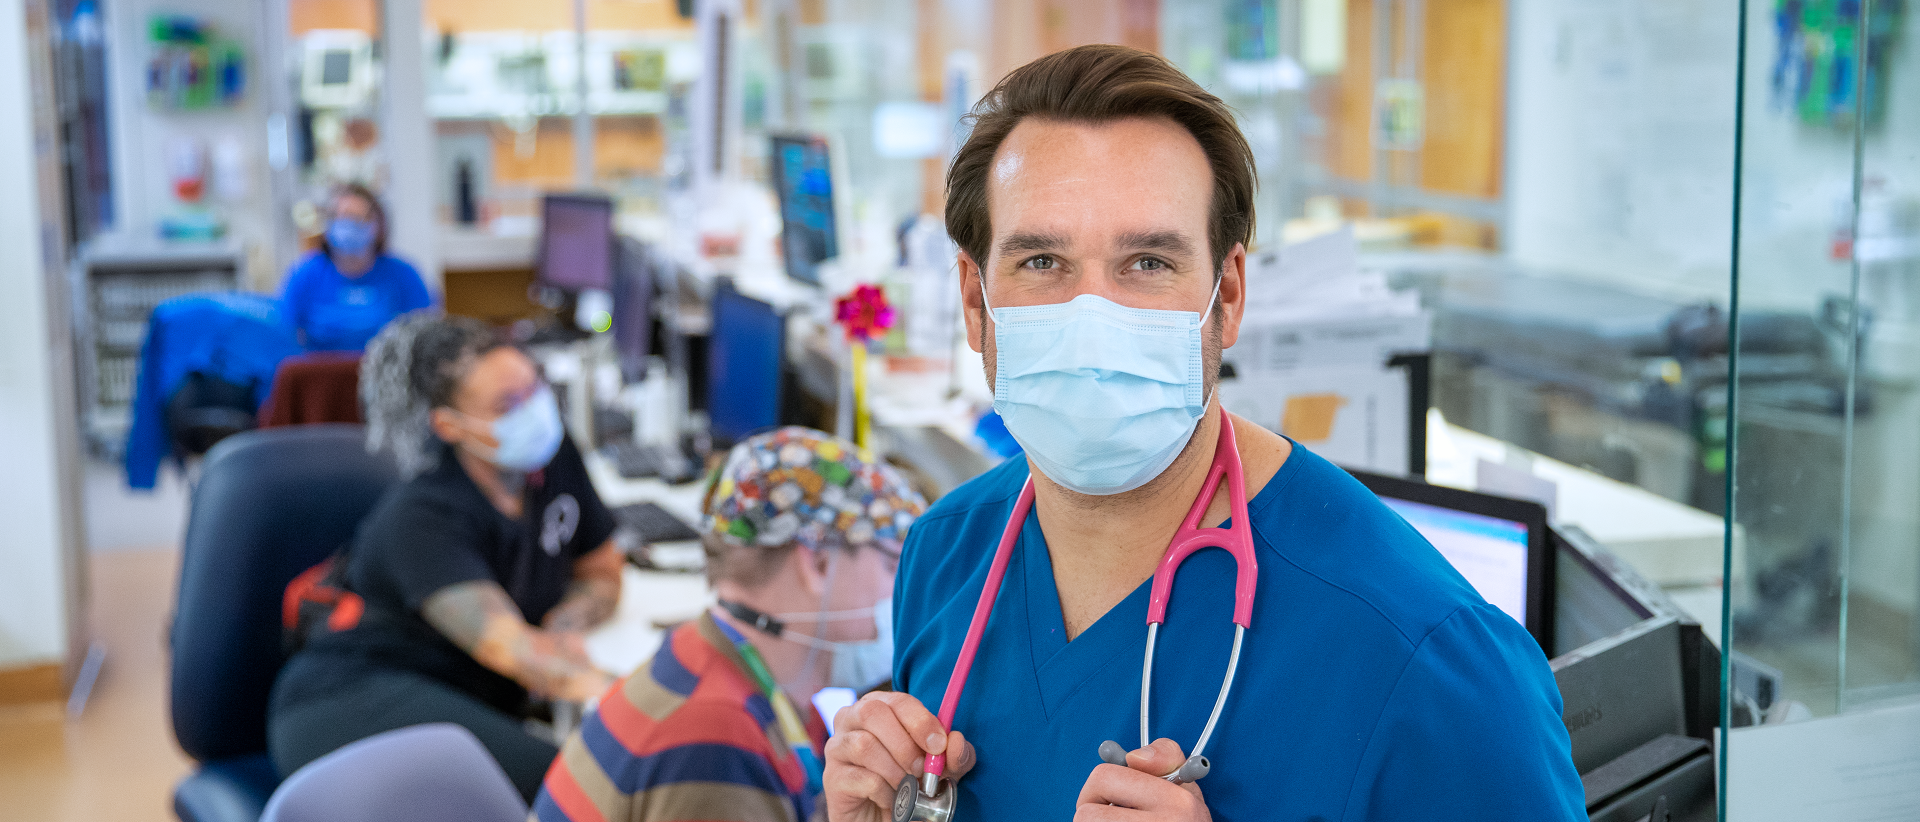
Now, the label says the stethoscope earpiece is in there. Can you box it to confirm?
[1170,754,1210,784]
[1097,740,1211,785]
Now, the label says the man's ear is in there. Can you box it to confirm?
[959,251,986,354]
[793,547,831,599]
[1217,242,1248,350]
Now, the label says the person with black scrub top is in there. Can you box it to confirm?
[268,314,621,801]
[821,45,1585,822]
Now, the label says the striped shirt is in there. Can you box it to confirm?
[533,614,828,822]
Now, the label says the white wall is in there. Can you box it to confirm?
[1732,1,1920,314]
[0,0,74,670]
[100,0,278,289]
[1505,0,1741,304]
[1505,0,1920,310]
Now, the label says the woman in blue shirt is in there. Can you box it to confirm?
[281,184,434,352]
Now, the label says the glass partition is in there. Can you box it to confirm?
[1161,4,1744,675]
[1165,0,1742,508]
[1723,0,1920,816]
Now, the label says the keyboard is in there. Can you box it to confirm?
[613,501,702,544]
[605,440,698,484]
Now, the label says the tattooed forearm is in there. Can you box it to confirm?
[542,539,624,634]
[544,577,619,633]
[422,580,613,701]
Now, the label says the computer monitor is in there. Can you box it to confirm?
[1347,469,1554,651]
[769,134,837,285]
[538,194,615,291]
[707,283,784,448]
[611,237,653,383]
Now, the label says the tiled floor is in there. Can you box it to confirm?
[0,548,191,822]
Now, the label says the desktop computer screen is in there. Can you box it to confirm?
[611,238,653,382]
[1378,497,1530,625]
[1347,469,1553,650]
[538,194,615,291]
[770,134,837,286]
[708,284,783,447]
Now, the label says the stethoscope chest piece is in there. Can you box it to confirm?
[893,773,955,822]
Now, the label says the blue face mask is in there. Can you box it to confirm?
[326,217,378,257]
[463,384,565,472]
[986,280,1218,495]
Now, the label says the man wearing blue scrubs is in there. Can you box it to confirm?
[821,45,1585,822]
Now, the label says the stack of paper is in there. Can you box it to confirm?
[1220,227,1433,475]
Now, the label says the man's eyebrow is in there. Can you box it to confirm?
[1115,230,1199,257]
[997,231,1070,257]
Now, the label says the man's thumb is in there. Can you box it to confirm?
[1125,738,1190,778]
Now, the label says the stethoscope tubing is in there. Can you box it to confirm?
[926,417,1257,781]
[924,477,1035,780]
[1141,621,1245,760]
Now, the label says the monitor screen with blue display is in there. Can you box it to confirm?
[708,284,783,448]
[1378,497,1531,627]
[1347,469,1554,652]
[770,134,837,286]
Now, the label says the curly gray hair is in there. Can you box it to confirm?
[360,311,505,478]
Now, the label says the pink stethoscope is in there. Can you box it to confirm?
[893,420,1259,822]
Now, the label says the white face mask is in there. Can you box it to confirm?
[774,598,895,691]
[456,384,564,472]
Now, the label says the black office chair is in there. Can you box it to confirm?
[167,371,260,457]
[170,425,398,822]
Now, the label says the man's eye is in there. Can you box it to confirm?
[1131,257,1168,271]
[1023,255,1057,271]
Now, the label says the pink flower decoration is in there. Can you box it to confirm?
[835,284,895,343]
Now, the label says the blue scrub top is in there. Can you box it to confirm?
[280,251,434,352]
[893,444,1585,822]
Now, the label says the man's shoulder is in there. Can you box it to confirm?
[918,456,1030,526]
[895,457,1029,590]
[1247,446,1492,649]
[586,629,794,788]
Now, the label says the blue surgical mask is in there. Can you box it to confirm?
[462,385,565,472]
[986,280,1219,495]
[326,217,377,257]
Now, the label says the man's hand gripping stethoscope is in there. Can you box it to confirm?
[822,695,1210,822]
[817,695,1205,822]
[822,691,975,822]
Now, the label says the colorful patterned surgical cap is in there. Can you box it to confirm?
[702,427,927,553]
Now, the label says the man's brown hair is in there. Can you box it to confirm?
[945,44,1256,274]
